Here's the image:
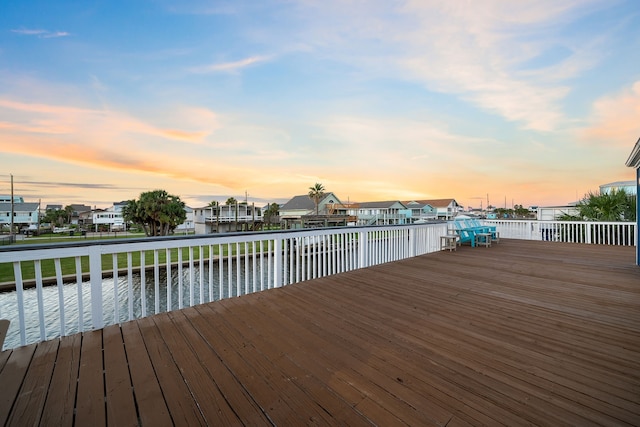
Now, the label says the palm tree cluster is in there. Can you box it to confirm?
[122,190,187,236]
[41,205,74,227]
[560,189,636,222]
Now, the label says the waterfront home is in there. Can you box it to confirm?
[402,200,438,222]
[348,200,409,225]
[194,203,263,233]
[0,202,39,231]
[279,193,350,228]
[405,198,461,220]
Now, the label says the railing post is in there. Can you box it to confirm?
[274,237,283,287]
[528,221,535,240]
[586,222,592,244]
[88,245,104,330]
[358,230,369,268]
[408,227,416,258]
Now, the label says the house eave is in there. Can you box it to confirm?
[625,137,640,168]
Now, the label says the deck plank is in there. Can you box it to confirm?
[135,315,207,426]
[5,339,59,426]
[0,239,638,426]
[175,307,273,425]
[120,320,173,426]
[0,343,37,426]
[189,301,316,425]
[103,324,138,427]
[40,334,81,427]
[151,310,243,425]
[75,329,106,427]
[219,296,391,426]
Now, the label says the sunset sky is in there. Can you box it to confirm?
[1,0,639,210]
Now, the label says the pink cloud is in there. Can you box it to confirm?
[581,81,640,148]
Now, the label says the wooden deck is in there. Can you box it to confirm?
[1,239,639,426]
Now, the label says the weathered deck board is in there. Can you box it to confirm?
[0,239,639,426]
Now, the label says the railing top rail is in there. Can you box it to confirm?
[481,219,636,226]
[0,222,447,261]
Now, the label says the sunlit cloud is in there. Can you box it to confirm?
[190,55,271,73]
[0,98,212,144]
[0,0,634,209]
[581,81,640,148]
[278,0,609,131]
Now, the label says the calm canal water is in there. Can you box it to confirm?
[0,261,270,350]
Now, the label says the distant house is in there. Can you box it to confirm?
[70,204,92,225]
[0,195,25,203]
[536,205,579,221]
[45,204,63,212]
[0,202,40,230]
[92,208,125,231]
[279,193,349,229]
[347,201,408,225]
[175,206,195,233]
[406,199,460,220]
[193,203,262,234]
[401,201,438,222]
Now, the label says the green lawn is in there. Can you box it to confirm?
[0,237,274,284]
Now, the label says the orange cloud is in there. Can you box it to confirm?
[0,98,210,144]
[159,129,209,141]
[581,81,640,147]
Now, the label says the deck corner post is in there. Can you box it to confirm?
[358,230,369,269]
[273,237,283,287]
[88,245,104,330]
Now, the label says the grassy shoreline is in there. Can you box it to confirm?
[0,233,260,288]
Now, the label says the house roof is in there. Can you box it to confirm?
[0,202,40,211]
[626,137,640,168]
[404,199,458,208]
[356,201,406,209]
[281,195,315,210]
[600,181,636,188]
[281,193,342,210]
[70,204,92,213]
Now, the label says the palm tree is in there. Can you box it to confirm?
[308,183,325,215]
[63,205,74,225]
[225,197,237,206]
[576,189,635,221]
[264,203,280,228]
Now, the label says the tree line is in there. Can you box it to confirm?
[116,185,639,238]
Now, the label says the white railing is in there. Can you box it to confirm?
[482,220,636,246]
[0,222,446,349]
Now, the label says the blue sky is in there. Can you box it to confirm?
[1,0,638,209]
